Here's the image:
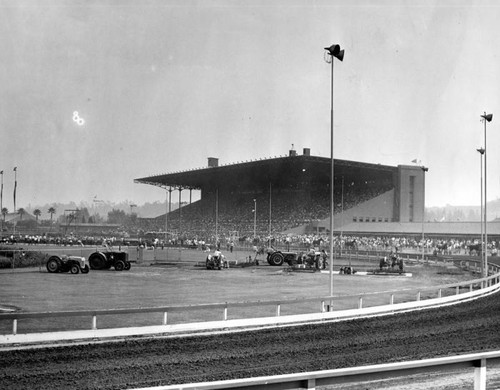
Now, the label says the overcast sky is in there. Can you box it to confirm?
[1,0,500,210]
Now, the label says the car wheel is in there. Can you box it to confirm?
[81,265,90,274]
[115,260,125,271]
[124,261,131,271]
[70,264,80,274]
[46,257,60,273]
[269,252,284,266]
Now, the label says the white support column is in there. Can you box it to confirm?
[12,319,17,335]
[163,312,168,325]
[92,315,97,330]
[276,304,281,317]
[474,358,487,390]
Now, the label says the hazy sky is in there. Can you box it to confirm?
[1,0,500,210]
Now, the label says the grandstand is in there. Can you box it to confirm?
[134,148,427,239]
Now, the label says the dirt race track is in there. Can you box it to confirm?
[2,291,500,389]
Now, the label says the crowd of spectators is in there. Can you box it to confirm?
[3,232,496,258]
[136,183,393,239]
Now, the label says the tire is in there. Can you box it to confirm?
[70,264,80,274]
[124,261,131,271]
[115,260,125,271]
[81,265,90,274]
[46,256,60,273]
[89,252,107,270]
[269,252,284,266]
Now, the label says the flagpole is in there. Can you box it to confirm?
[13,167,17,213]
[0,170,3,235]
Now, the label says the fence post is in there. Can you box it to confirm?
[474,358,487,390]
[358,297,363,309]
[12,319,17,335]
[92,315,97,330]
[438,289,442,298]
[416,291,421,301]
[223,304,228,321]
[390,294,394,305]
[276,304,281,317]
[163,312,168,325]
[321,300,325,313]
[456,286,460,295]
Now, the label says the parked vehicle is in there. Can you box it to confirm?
[88,250,131,271]
[206,251,225,270]
[46,255,90,274]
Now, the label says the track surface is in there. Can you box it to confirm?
[2,291,500,389]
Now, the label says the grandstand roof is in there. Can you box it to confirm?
[134,155,397,191]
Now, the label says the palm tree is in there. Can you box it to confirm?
[1,207,8,222]
[34,209,41,223]
[48,207,56,224]
[17,208,25,221]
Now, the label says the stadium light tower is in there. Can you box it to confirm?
[420,166,428,261]
[480,112,492,277]
[324,43,344,299]
[477,147,485,276]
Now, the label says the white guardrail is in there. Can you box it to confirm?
[132,350,500,390]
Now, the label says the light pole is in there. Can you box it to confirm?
[480,112,492,277]
[253,198,257,240]
[268,182,272,247]
[420,166,428,261]
[215,188,219,247]
[0,170,3,235]
[477,148,485,276]
[324,43,344,299]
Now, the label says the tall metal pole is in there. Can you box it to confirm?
[0,171,3,235]
[477,148,484,276]
[268,182,272,247]
[328,54,335,298]
[165,188,169,243]
[340,176,344,240]
[480,112,492,277]
[324,43,344,302]
[484,116,488,277]
[215,188,218,246]
[421,167,428,261]
[178,188,182,248]
[253,198,257,240]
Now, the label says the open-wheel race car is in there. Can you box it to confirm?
[88,250,131,271]
[46,255,90,274]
